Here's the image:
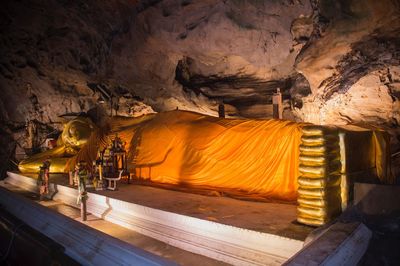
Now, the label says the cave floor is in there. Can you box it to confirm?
[40,173,314,241]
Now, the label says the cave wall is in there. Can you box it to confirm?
[109,0,313,117]
[295,0,400,126]
[0,0,156,124]
[0,0,399,177]
[0,0,155,175]
[294,0,400,175]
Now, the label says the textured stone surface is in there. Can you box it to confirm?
[293,0,400,172]
[110,0,312,116]
[295,68,399,126]
[0,0,399,177]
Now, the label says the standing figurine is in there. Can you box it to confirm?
[37,159,51,201]
[94,156,105,190]
[218,101,225,118]
[73,164,79,186]
[272,88,283,119]
[92,160,98,188]
[76,161,88,221]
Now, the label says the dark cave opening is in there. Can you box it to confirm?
[175,57,312,117]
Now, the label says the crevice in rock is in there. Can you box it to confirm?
[321,34,400,100]
[175,57,311,117]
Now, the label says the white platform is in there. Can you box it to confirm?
[0,186,174,266]
[4,172,304,266]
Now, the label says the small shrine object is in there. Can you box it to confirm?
[218,102,225,118]
[92,158,104,190]
[37,159,51,200]
[76,161,88,221]
[272,88,283,119]
[93,134,129,190]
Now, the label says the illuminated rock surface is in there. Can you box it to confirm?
[0,0,399,175]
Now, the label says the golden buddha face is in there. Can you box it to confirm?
[19,117,95,173]
[60,117,94,148]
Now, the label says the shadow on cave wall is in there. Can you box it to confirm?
[175,57,312,118]
[319,31,400,100]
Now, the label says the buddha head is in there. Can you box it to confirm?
[59,117,94,149]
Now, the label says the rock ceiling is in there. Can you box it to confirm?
[0,0,399,175]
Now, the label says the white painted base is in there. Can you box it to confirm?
[0,186,175,266]
[5,172,303,266]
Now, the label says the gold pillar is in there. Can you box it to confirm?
[297,125,342,226]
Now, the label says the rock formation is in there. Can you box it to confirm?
[0,0,399,178]
[294,0,400,176]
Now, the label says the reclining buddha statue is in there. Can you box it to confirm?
[19,116,95,173]
[19,110,392,226]
[19,110,303,201]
